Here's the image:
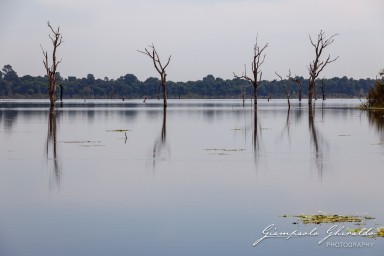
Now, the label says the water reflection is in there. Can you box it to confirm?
[278,108,292,146]
[1,110,18,131]
[253,109,259,152]
[152,108,169,171]
[308,104,328,178]
[2,100,384,256]
[367,110,384,141]
[46,107,61,188]
[252,109,264,167]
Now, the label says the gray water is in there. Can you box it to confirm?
[0,99,383,256]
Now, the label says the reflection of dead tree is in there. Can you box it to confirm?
[41,22,63,109]
[308,105,328,179]
[46,106,61,187]
[253,110,259,151]
[308,30,338,105]
[252,109,264,165]
[295,105,304,124]
[152,109,169,171]
[138,44,171,108]
[234,35,268,109]
[277,108,292,147]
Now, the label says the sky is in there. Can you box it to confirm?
[0,0,383,82]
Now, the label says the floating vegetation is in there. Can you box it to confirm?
[60,141,104,147]
[281,213,384,239]
[346,227,384,238]
[282,214,375,225]
[204,148,245,152]
[204,148,245,156]
[79,144,106,147]
[106,129,130,132]
[377,228,384,237]
[62,140,101,144]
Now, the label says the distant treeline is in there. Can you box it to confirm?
[0,64,375,99]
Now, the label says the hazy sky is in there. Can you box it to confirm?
[0,0,383,81]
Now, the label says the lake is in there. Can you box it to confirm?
[0,99,383,256]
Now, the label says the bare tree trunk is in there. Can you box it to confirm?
[307,30,338,105]
[298,83,302,102]
[41,22,63,109]
[321,78,326,101]
[308,80,314,105]
[254,82,258,106]
[138,44,171,108]
[290,76,302,102]
[162,80,167,107]
[234,36,268,109]
[277,71,290,109]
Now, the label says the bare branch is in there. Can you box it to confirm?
[235,35,268,106]
[42,22,63,107]
[307,30,338,104]
[287,69,292,80]
[163,55,171,70]
[275,71,283,80]
[138,44,171,107]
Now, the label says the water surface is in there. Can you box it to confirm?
[0,99,383,256]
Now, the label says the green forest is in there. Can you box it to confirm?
[0,64,375,100]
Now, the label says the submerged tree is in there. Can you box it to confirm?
[138,44,171,108]
[308,30,338,105]
[320,78,326,101]
[234,35,268,108]
[275,71,291,109]
[41,22,63,108]
[288,75,303,102]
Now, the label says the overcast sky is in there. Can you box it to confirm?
[0,0,383,81]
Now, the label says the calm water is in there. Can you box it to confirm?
[0,99,383,256]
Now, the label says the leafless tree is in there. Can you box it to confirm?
[41,22,63,108]
[289,75,302,102]
[234,36,268,108]
[275,71,291,109]
[308,30,338,105]
[138,44,171,108]
[320,78,326,101]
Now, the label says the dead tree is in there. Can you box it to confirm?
[275,71,290,109]
[234,36,268,108]
[320,78,326,101]
[138,44,171,108]
[41,22,63,108]
[289,75,302,102]
[308,30,338,105]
